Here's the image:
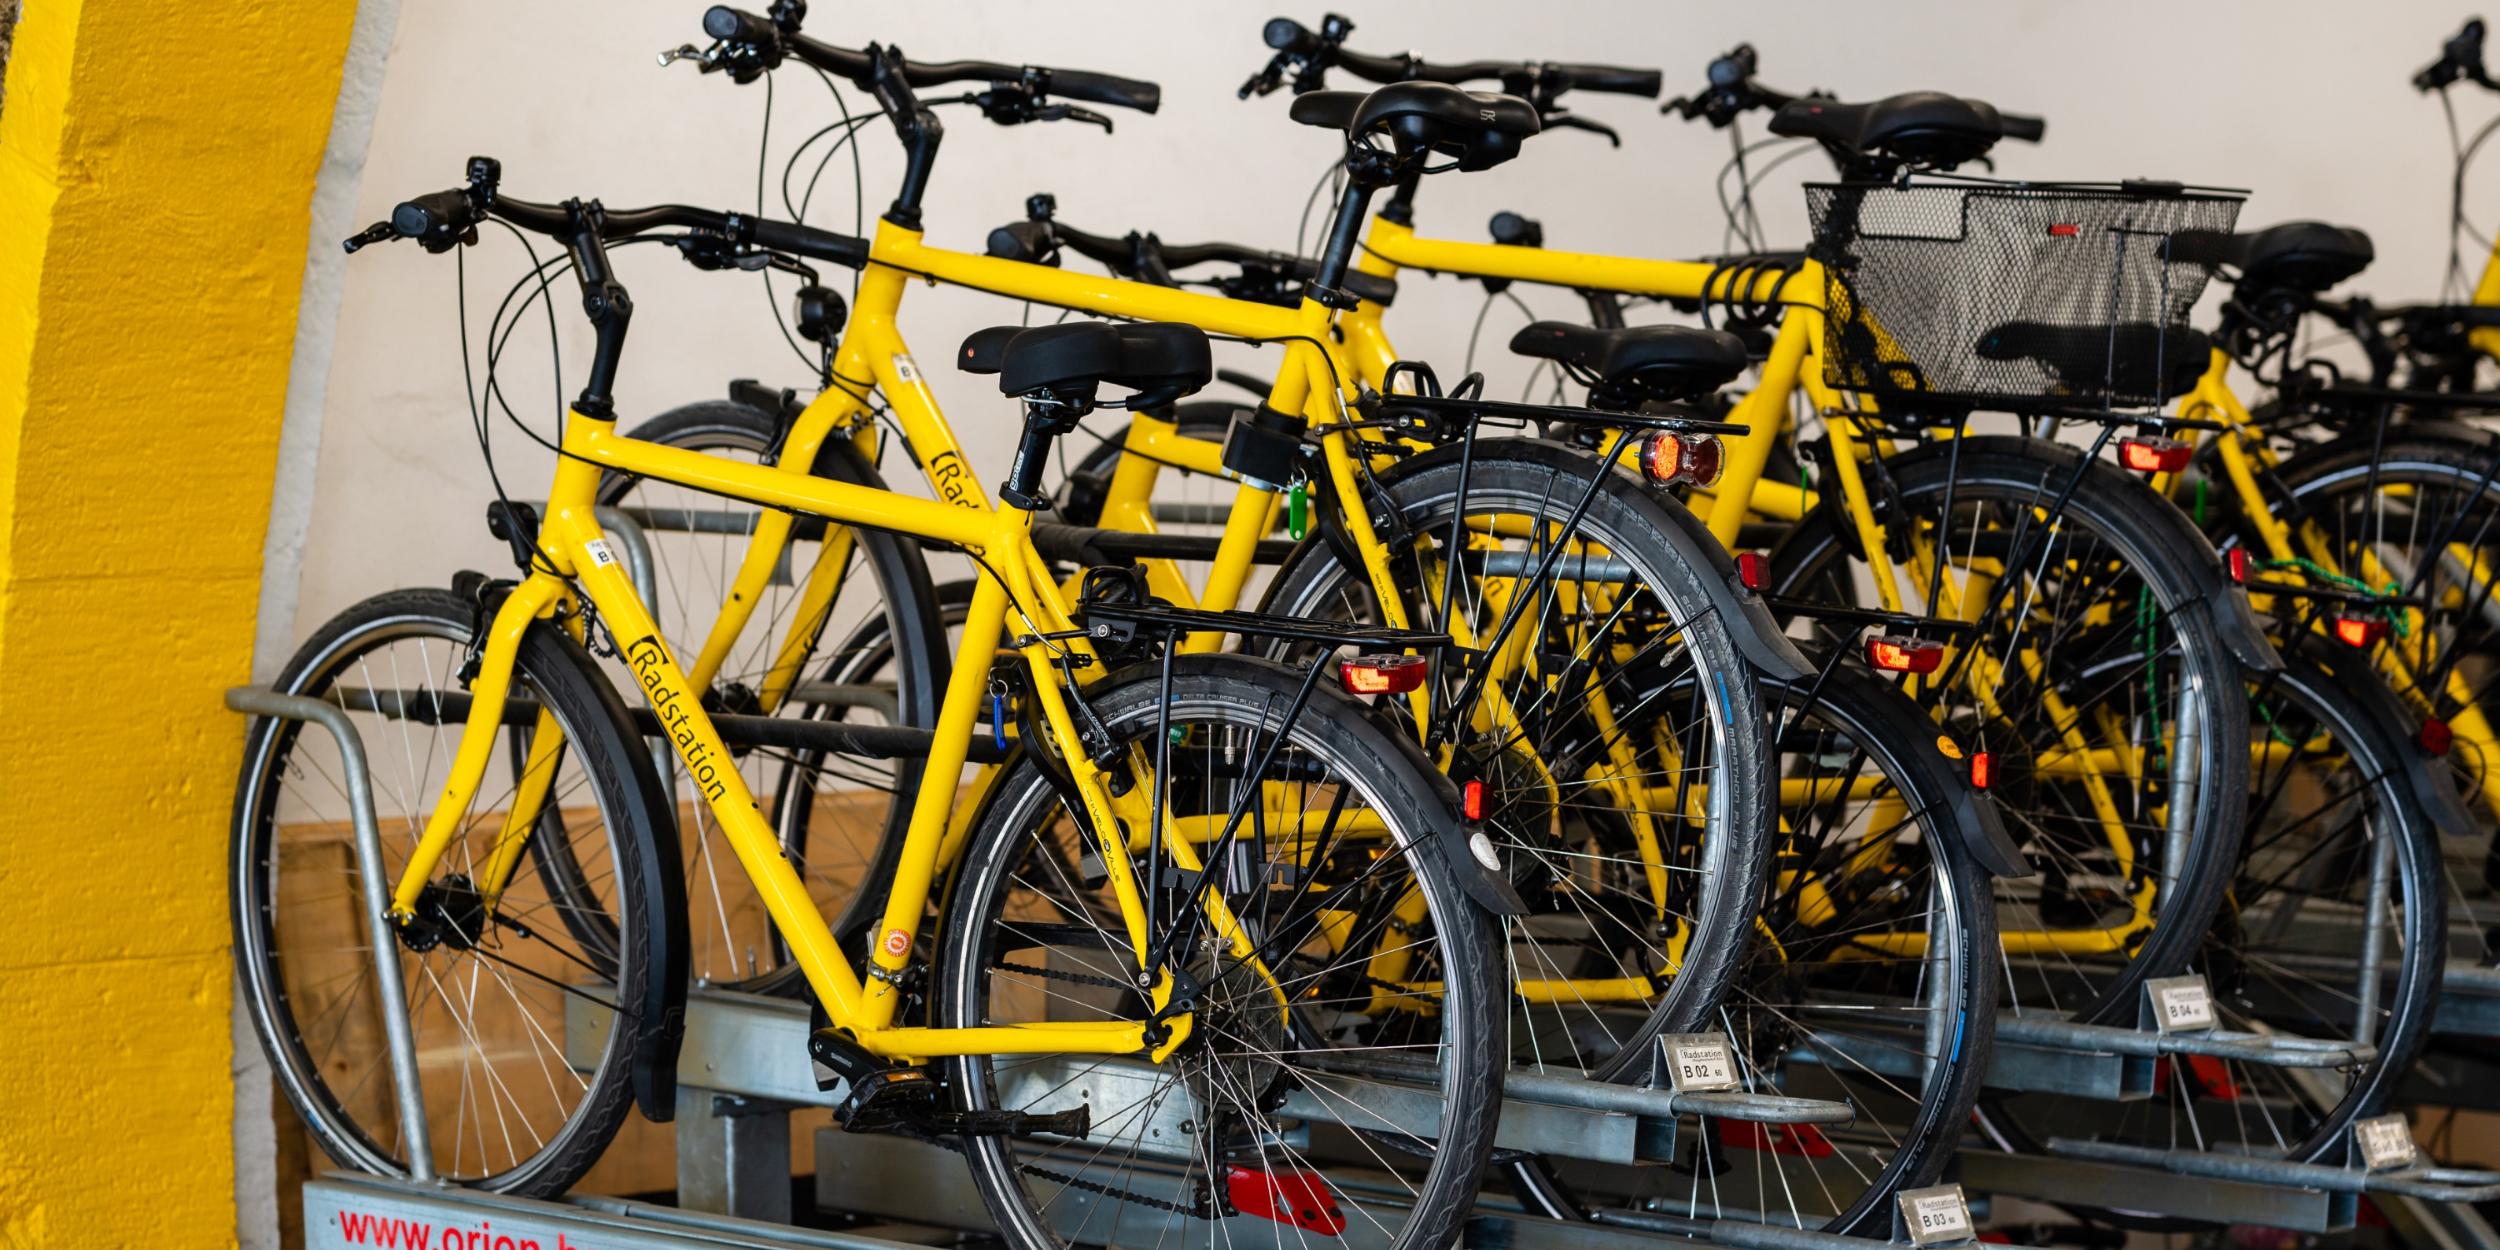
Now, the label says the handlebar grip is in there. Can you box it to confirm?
[749,218,869,268]
[986,219,1055,264]
[1047,68,1163,114]
[703,5,777,44]
[391,189,474,239]
[1552,62,1662,98]
[1264,17,1320,53]
[1999,112,2045,143]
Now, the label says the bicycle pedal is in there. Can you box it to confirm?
[834,1066,943,1134]
[928,1103,1092,1139]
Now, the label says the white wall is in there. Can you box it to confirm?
[290,0,2485,634]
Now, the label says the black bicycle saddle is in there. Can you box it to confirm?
[2173,221,2375,294]
[958,321,1213,409]
[1509,321,1749,404]
[1770,91,2006,168]
[1289,80,1542,171]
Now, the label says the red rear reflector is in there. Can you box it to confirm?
[2422,717,2454,756]
[1719,1120,1837,1158]
[2227,547,2250,583]
[1340,653,1428,695]
[1462,779,1486,821]
[2332,615,2390,648]
[1639,431,1726,489]
[1226,1165,1346,1235]
[2119,436,2193,474]
[1736,551,1768,591]
[2049,223,2081,237]
[1969,750,1992,791]
[1867,634,1946,674]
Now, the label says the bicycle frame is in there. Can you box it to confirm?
[379,401,1280,1063]
[1315,207,2196,959]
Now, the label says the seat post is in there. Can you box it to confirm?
[1000,396,1085,512]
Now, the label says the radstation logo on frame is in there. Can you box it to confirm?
[625,633,730,803]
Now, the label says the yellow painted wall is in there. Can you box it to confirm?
[0,1,357,1244]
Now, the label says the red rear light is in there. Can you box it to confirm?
[1736,551,1768,591]
[2119,436,2193,474]
[1340,653,1429,695]
[2332,615,2390,648]
[1969,750,1992,791]
[2049,223,2081,238]
[1462,779,1486,820]
[1867,634,1946,674]
[1640,431,1725,489]
[2227,547,2250,583]
[2422,717,2454,756]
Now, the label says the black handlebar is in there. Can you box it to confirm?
[2417,17,2494,93]
[1247,14,1659,105]
[349,157,868,270]
[699,5,1160,113]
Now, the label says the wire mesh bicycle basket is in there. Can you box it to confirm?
[1803,178,2246,412]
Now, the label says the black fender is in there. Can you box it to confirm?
[1328,437,1814,682]
[1764,662,2031,880]
[2295,645,2481,840]
[560,619,688,1124]
[1864,436,2285,675]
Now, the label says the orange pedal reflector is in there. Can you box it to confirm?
[2332,615,2390,648]
[2422,717,2454,756]
[1639,431,1726,489]
[2119,436,2193,474]
[1340,653,1429,695]
[1736,551,1768,590]
[1867,634,1946,674]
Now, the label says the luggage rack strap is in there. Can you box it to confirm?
[1991,1012,2373,1068]
[1077,599,1451,651]
[1368,388,1747,437]
[2044,1138,2500,1202]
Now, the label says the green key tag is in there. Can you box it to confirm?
[1287,480,1310,541]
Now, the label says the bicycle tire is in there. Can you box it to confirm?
[233,587,671,1195]
[1769,438,2252,1025]
[1260,437,1773,1079]
[936,656,1503,1250]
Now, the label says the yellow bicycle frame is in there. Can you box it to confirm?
[370,366,1403,1061]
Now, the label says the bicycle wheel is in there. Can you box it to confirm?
[589,399,945,993]
[1972,647,2447,1226]
[1261,438,1773,1079]
[1770,437,2252,1025]
[1509,665,2000,1236]
[937,656,1503,1250]
[2225,431,2500,843]
[232,587,671,1194]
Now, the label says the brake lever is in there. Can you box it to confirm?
[1541,111,1621,147]
[1239,51,1295,99]
[657,41,724,70]
[342,221,398,254]
[1036,103,1115,133]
